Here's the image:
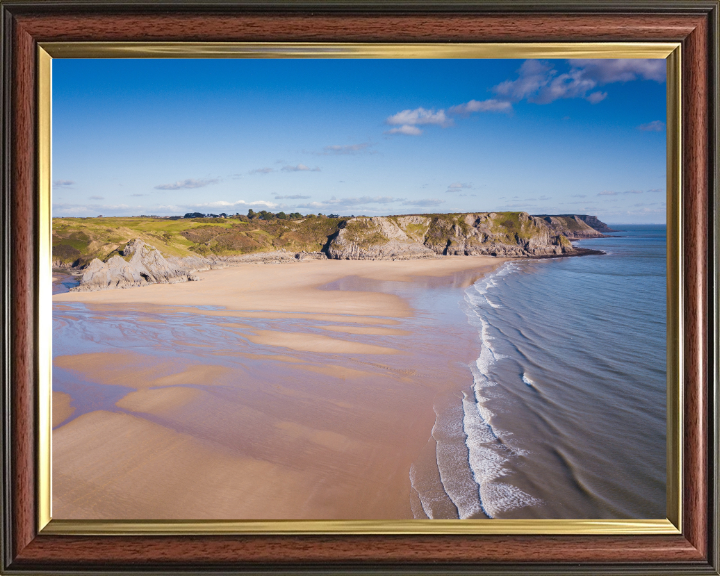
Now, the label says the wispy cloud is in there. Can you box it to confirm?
[273,194,311,200]
[154,178,219,190]
[328,196,398,206]
[385,125,423,136]
[249,167,274,175]
[322,143,374,155]
[89,195,104,200]
[448,99,513,115]
[638,120,665,132]
[446,182,473,193]
[599,188,654,196]
[281,164,320,172]
[53,180,75,189]
[492,59,664,106]
[296,196,400,209]
[170,199,278,210]
[572,59,666,83]
[131,193,148,197]
[402,199,445,207]
[52,202,135,214]
[494,60,605,105]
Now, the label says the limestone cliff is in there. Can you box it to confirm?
[327,212,604,260]
[532,214,617,237]
[66,212,609,291]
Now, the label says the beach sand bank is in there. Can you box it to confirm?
[52,256,504,519]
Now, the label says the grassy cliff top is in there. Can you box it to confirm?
[52,215,344,266]
[52,211,594,267]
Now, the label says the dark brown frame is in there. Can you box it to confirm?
[1,1,718,573]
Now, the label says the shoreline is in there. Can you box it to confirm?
[53,245,604,296]
[52,255,506,519]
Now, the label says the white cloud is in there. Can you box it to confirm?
[623,190,644,194]
[638,120,665,132]
[250,167,274,174]
[88,195,104,200]
[386,107,451,127]
[598,191,618,196]
[281,164,320,172]
[385,125,423,136]
[155,178,219,190]
[53,180,75,188]
[448,99,513,115]
[385,97,509,139]
[273,194,311,200]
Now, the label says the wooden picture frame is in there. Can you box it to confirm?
[1,1,717,573]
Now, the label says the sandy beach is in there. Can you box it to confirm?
[52,256,504,520]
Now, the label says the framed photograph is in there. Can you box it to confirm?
[1,1,717,574]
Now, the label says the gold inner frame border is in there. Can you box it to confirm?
[36,41,682,536]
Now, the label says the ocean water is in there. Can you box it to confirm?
[410,225,667,519]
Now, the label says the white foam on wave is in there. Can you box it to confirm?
[522,373,535,387]
[431,402,485,519]
[459,263,542,517]
[409,262,541,518]
[484,295,500,308]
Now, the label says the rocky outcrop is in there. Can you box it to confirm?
[71,239,217,292]
[573,215,617,234]
[327,212,603,260]
[326,216,437,260]
[70,241,330,291]
[534,214,617,234]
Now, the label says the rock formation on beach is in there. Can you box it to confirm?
[71,239,219,292]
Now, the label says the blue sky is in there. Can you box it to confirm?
[52,58,666,224]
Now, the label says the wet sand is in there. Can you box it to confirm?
[52,256,504,519]
[52,391,75,428]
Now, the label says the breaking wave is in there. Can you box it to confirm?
[411,262,542,518]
